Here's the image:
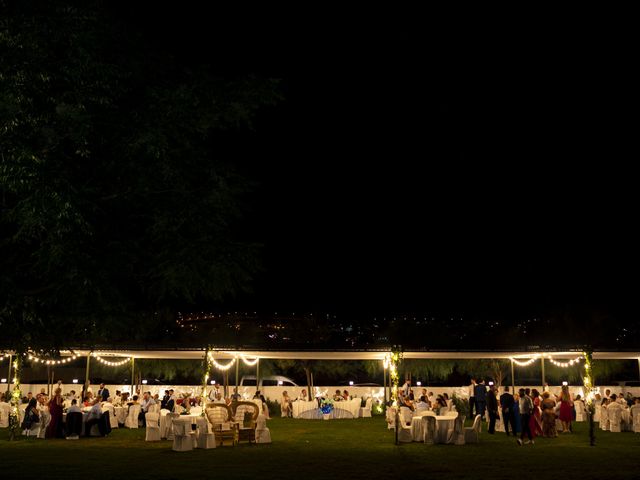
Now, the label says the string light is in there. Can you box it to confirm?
[26,352,78,365]
[510,355,540,367]
[208,353,236,371]
[547,355,582,368]
[240,354,259,366]
[383,353,391,369]
[92,353,131,366]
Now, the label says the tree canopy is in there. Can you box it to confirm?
[0,1,279,349]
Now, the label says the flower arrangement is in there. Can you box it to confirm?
[320,398,334,415]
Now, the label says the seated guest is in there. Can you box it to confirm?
[342,390,350,401]
[112,390,122,406]
[435,395,447,410]
[299,389,308,401]
[84,398,106,437]
[333,390,343,401]
[120,392,129,404]
[128,395,139,406]
[21,398,39,432]
[67,398,82,414]
[212,392,225,405]
[630,398,640,420]
[82,396,92,407]
[607,394,623,411]
[139,392,155,427]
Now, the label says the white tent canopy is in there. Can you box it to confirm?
[21,348,639,361]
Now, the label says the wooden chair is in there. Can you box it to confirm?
[232,401,259,444]
[205,404,237,446]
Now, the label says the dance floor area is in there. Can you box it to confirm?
[2,417,639,479]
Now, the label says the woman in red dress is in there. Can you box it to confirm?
[558,385,573,433]
[46,388,64,438]
[528,389,542,438]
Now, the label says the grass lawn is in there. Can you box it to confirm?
[1,417,639,479]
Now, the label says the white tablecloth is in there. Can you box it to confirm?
[410,413,457,443]
[332,398,361,418]
[292,400,317,418]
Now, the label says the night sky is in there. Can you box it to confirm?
[123,7,637,319]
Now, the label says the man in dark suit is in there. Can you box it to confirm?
[499,386,515,435]
[486,385,499,434]
[474,380,487,419]
[97,383,110,402]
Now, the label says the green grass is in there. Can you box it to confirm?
[2,418,639,479]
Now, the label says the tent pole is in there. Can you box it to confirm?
[541,356,545,388]
[511,359,515,393]
[130,357,135,396]
[6,354,12,393]
[235,356,239,397]
[383,366,387,405]
[256,359,260,394]
[84,352,91,399]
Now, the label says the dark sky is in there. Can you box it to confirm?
[124,6,637,318]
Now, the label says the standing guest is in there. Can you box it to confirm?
[499,386,515,436]
[46,387,64,438]
[603,389,611,399]
[512,391,522,435]
[22,392,33,404]
[402,379,411,397]
[468,378,477,419]
[281,391,293,417]
[254,390,270,418]
[517,388,534,445]
[97,383,110,402]
[486,385,499,434]
[161,390,170,409]
[474,380,487,419]
[230,387,241,402]
[530,389,543,437]
[541,392,557,437]
[558,385,573,433]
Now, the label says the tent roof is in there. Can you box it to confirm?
[35,348,640,361]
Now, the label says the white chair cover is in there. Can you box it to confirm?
[166,413,181,441]
[359,397,372,418]
[255,414,271,443]
[575,401,586,421]
[422,415,436,444]
[0,403,10,428]
[125,404,141,429]
[171,418,194,452]
[599,407,609,431]
[464,415,481,443]
[594,403,601,422]
[632,407,640,433]
[608,408,622,433]
[397,420,413,443]
[386,407,397,430]
[450,415,466,445]
[190,406,203,416]
[400,407,413,426]
[195,416,215,449]
[104,405,118,429]
[145,412,161,441]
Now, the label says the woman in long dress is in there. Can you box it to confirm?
[46,388,64,438]
[541,392,557,437]
[558,385,573,433]
[529,389,542,438]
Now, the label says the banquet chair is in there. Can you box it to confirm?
[166,413,181,440]
[400,406,413,426]
[195,416,216,449]
[206,404,237,446]
[449,415,466,445]
[145,412,161,441]
[575,401,586,422]
[190,406,203,416]
[608,408,622,433]
[125,404,141,429]
[464,415,482,443]
[422,415,436,445]
[255,414,271,444]
[386,407,397,430]
[105,405,118,429]
[397,417,413,443]
[65,412,83,439]
[171,418,194,452]
[594,404,601,422]
[359,397,372,418]
[0,402,10,428]
[233,401,259,444]
[633,408,640,433]
[599,407,609,431]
